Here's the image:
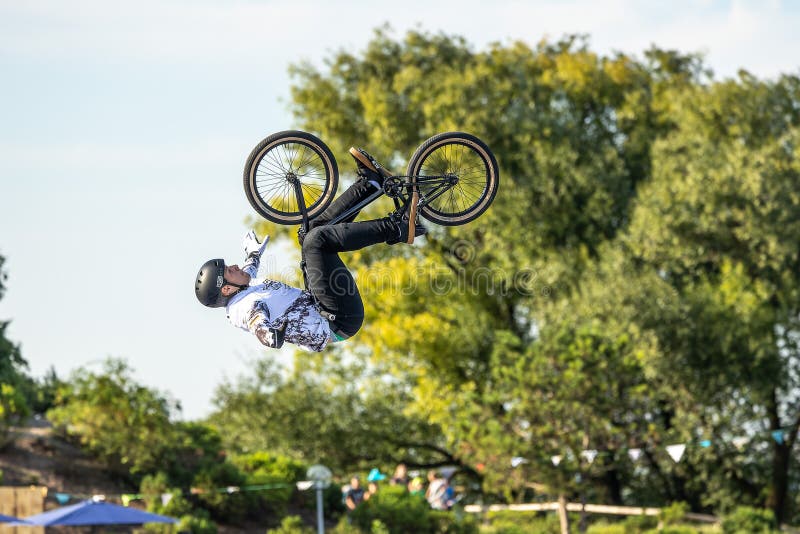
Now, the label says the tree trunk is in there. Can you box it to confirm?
[766,438,790,524]
[765,388,793,524]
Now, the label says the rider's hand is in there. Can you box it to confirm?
[254,324,285,349]
[243,229,269,257]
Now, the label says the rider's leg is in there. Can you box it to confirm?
[308,177,379,230]
[301,218,400,338]
[308,152,385,230]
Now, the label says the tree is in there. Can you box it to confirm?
[0,254,31,444]
[624,72,800,522]
[47,358,179,481]
[284,28,705,500]
[209,357,456,474]
[253,27,800,522]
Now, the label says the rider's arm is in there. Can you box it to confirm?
[242,251,261,279]
[246,305,286,349]
[242,230,269,279]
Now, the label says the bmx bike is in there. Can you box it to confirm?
[242,130,500,242]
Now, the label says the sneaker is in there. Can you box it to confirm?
[349,147,385,188]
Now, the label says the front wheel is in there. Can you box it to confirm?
[243,130,339,224]
[406,132,499,226]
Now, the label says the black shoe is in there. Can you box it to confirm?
[386,213,427,245]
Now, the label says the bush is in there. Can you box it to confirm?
[586,522,627,534]
[141,471,215,534]
[721,506,777,534]
[176,514,218,534]
[429,510,478,534]
[656,527,702,534]
[350,485,432,533]
[622,514,658,532]
[231,452,306,515]
[266,515,315,534]
[660,502,690,526]
[482,511,561,534]
[192,461,253,521]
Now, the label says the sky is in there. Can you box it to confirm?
[1,0,799,420]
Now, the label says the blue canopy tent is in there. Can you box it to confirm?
[0,513,26,523]
[19,499,177,527]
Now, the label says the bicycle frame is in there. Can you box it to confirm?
[293,174,457,232]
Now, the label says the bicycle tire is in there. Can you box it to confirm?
[243,130,339,224]
[406,132,499,226]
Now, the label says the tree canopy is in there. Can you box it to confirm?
[215,29,800,523]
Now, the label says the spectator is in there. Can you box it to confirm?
[390,463,409,486]
[426,471,454,510]
[345,476,365,511]
[408,476,425,498]
[364,481,379,501]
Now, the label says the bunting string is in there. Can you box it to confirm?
[48,482,300,507]
[524,425,799,469]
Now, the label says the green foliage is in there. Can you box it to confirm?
[721,506,777,534]
[266,515,315,534]
[210,358,451,473]
[47,358,178,480]
[25,366,66,414]
[660,502,690,526]
[482,511,561,533]
[175,515,218,534]
[0,383,29,444]
[429,510,479,534]
[585,523,627,534]
[160,421,226,488]
[191,460,251,521]
[341,485,477,534]
[0,254,31,443]
[284,27,800,523]
[654,527,702,534]
[230,451,305,514]
[140,471,218,534]
[622,514,658,531]
[349,485,433,533]
[141,472,198,518]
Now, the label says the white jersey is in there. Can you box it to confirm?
[225,250,331,352]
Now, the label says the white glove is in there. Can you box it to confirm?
[243,229,269,257]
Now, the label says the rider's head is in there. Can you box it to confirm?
[194,259,250,308]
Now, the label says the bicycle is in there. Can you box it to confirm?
[242,130,500,242]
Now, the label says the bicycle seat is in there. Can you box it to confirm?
[349,147,393,179]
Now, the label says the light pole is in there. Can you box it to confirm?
[306,464,332,534]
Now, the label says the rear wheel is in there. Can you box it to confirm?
[243,131,338,224]
[406,132,499,226]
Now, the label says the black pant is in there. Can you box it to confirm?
[302,179,395,338]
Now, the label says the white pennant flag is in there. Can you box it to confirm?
[511,456,528,467]
[161,493,173,507]
[551,455,562,466]
[666,444,686,463]
[581,450,598,464]
[628,448,642,462]
[732,437,748,449]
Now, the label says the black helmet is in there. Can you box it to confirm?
[195,259,228,308]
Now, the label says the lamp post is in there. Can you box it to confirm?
[306,464,332,534]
